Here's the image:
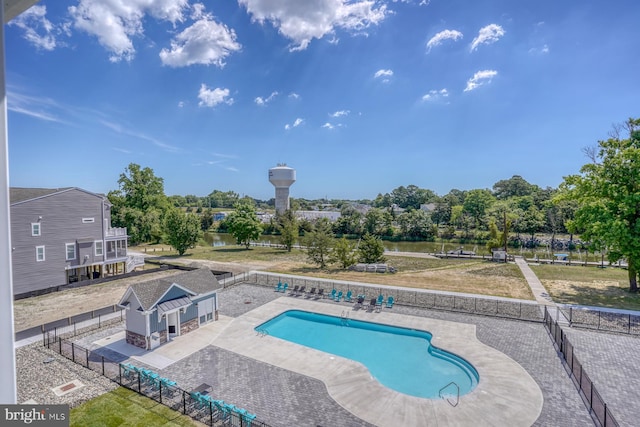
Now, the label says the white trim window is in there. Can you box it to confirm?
[95,240,103,256]
[31,223,41,236]
[65,243,76,261]
[36,246,45,262]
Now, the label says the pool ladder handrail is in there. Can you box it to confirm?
[340,310,350,325]
[256,328,269,337]
[439,381,459,407]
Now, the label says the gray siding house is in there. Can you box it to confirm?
[117,268,221,350]
[10,187,139,296]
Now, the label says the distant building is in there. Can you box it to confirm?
[420,203,436,212]
[213,212,227,221]
[9,187,142,297]
[295,210,342,222]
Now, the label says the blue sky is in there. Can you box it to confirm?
[5,0,639,201]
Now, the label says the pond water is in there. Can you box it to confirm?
[202,232,604,263]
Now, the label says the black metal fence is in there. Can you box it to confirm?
[544,307,619,427]
[43,332,271,427]
[562,306,640,335]
[16,305,125,342]
[223,271,544,322]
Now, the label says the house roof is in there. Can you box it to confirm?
[121,268,221,312]
[9,187,109,205]
[9,187,72,204]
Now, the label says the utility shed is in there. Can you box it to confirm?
[117,268,221,350]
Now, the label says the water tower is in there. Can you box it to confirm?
[269,164,296,214]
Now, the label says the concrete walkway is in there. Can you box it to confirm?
[514,256,570,325]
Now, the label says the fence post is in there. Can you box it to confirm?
[598,311,601,330]
[74,322,76,336]
[58,338,62,354]
[71,343,75,362]
[159,382,162,405]
[183,391,186,414]
[101,356,105,376]
[99,314,101,329]
[85,348,89,368]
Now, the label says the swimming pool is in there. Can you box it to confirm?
[255,310,479,399]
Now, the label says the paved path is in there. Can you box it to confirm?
[514,256,570,325]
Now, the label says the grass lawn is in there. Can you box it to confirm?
[134,244,534,300]
[133,243,640,309]
[71,387,203,427]
[530,264,640,310]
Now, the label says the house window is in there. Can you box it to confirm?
[82,218,95,223]
[65,243,76,261]
[36,246,45,262]
[95,241,103,256]
[31,223,41,236]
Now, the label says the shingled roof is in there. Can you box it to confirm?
[125,268,221,312]
[9,187,72,204]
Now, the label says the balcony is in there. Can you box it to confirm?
[105,227,127,238]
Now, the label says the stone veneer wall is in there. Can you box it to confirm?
[180,318,199,335]
[223,271,543,322]
[126,330,147,349]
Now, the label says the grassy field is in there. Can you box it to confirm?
[130,243,640,310]
[70,388,203,427]
[529,263,640,310]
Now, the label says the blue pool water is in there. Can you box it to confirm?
[255,310,479,399]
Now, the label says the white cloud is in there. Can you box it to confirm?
[330,110,350,118]
[255,91,279,106]
[322,122,335,129]
[198,84,233,107]
[8,5,61,51]
[289,92,301,99]
[529,44,550,55]
[68,0,190,62]
[239,0,388,51]
[421,88,448,101]
[470,24,505,52]
[285,118,304,130]
[159,13,241,67]
[464,70,497,92]
[426,29,463,53]
[178,101,185,108]
[374,69,393,79]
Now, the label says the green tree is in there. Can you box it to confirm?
[358,233,386,263]
[333,205,363,236]
[330,237,357,269]
[201,208,214,231]
[108,163,169,245]
[226,201,263,249]
[463,189,495,229]
[304,218,334,268]
[278,210,299,252]
[520,205,545,240]
[164,209,201,255]
[559,118,640,292]
[492,175,535,199]
[397,209,434,239]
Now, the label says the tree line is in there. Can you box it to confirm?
[107,118,640,291]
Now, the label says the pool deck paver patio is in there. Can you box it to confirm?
[211,297,543,427]
[81,282,608,426]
